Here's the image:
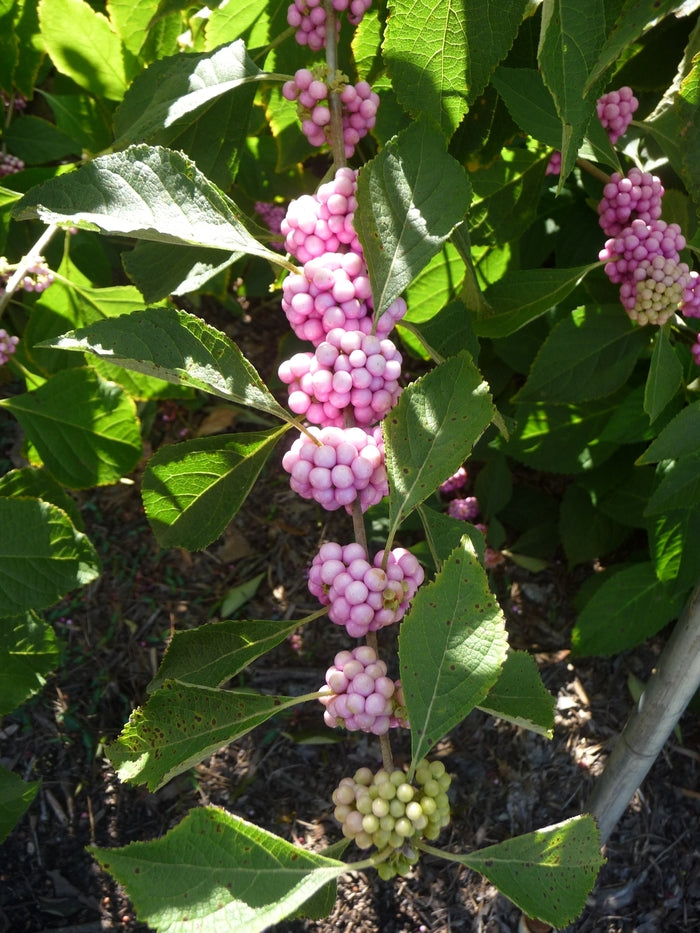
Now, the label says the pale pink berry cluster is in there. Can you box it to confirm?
[279,328,402,427]
[0,256,54,294]
[282,424,387,513]
[439,466,467,494]
[545,151,561,176]
[597,86,639,145]
[0,328,19,365]
[447,496,480,521]
[287,0,372,50]
[307,541,424,636]
[0,153,24,176]
[254,201,286,250]
[332,760,451,876]
[598,168,664,237]
[319,645,407,734]
[281,167,362,262]
[282,68,379,158]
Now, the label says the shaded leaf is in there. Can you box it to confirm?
[0,764,40,845]
[0,611,60,715]
[477,651,555,738]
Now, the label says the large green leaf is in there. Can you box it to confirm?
[475,263,598,337]
[44,307,295,424]
[649,506,700,594]
[384,0,528,137]
[383,350,494,540]
[571,562,686,656]
[108,683,307,790]
[38,0,128,100]
[491,67,561,147]
[0,367,142,488]
[12,145,289,269]
[90,807,344,933]
[0,611,60,715]
[0,498,100,615]
[0,466,83,528]
[468,148,548,247]
[149,617,311,692]
[355,119,471,317]
[399,537,508,771]
[638,400,700,463]
[477,651,555,738]
[0,764,40,845]
[513,306,650,405]
[458,816,603,927]
[123,240,241,303]
[142,427,288,549]
[644,328,684,423]
[644,451,700,514]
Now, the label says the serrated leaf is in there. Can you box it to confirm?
[475,264,598,337]
[12,145,289,269]
[571,562,686,656]
[638,401,700,463]
[458,815,603,927]
[0,367,142,488]
[513,306,649,405]
[384,0,528,137]
[90,807,344,933]
[123,240,240,303]
[0,498,100,615]
[477,651,554,737]
[383,351,494,537]
[142,427,288,550]
[149,617,307,692]
[399,537,508,770]
[108,682,304,790]
[113,39,262,146]
[0,764,40,845]
[43,306,294,424]
[0,466,83,529]
[0,611,60,715]
[491,66,562,147]
[355,119,471,317]
[644,328,684,423]
[38,0,128,100]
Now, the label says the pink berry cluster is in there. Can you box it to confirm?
[319,645,408,734]
[0,153,24,176]
[254,201,286,250]
[281,166,361,261]
[278,327,402,427]
[282,67,379,159]
[307,541,424,637]
[598,168,664,237]
[282,424,387,513]
[287,0,373,51]
[0,328,19,366]
[597,86,639,145]
[0,255,54,294]
[332,759,452,876]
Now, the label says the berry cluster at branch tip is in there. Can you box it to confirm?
[598,168,664,237]
[0,256,54,294]
[287,0,373,50]
[0,153,24,176]
[332,760,452,877]
[596,86,639,144]
[319,645,408,734]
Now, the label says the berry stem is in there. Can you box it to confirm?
[0,223,59,318]
[575,157,611,185]
[323,1,347,170]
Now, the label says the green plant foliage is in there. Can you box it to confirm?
[89,806,345,933]
[399,537,509,770]
[0,611,60,714]
[0,764,40,845]
[476,650,556,737]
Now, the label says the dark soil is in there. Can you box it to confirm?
[1,304,698,933]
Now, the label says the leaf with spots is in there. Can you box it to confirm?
[107,682,308,791]
[383,350,494,544]
[90,806,345,933]
[455,815,604,927]
[398,536,508,772]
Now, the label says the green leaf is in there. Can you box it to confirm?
[384,351,494,537]
[142,427,288,550]
[0,763,40,845]
[649,506,700,593]
[90,806,344,933]
[355,119,472,317]
[220,573,265,618]
[149,617,308,692]
[38,0,128,100]
[0,611,60,715]
[0,368,142,488]
[473,452,512,521]
[644,451,700,514]
[108,683,304,790]
[403,243,466,323]
[12,145,288,269]
[0,466,83,529]
[491,67,561,147]
[39,90,113,155]
[43,306,295,424]
[458,815,603,927]
[123,241,241,303]
[384,0,528,137]
[644,328,684,423]
[3,115,80,164]
[477,651,555,738]
[559,483,629,568]
[513,306,649,405]
[638,401,700,463]
[205,0,271,50]
[0,498,100,615]
[417,503,486,569]
[399,537,508,770]
[475,264,598,337]
[571,562,686,656]
[469,148,548,247]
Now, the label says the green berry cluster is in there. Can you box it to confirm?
[331,759,451,877]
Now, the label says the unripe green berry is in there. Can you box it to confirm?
[423,823,441,840]
[379,815,395,833]
[362,813,379,835]
[390,769,405,786]
[423,778,440,797]
[374,769,390,784]
[388,831,403,849]
[420,795,437,816]
[377,860,395,880]
[405,801,423,822]
[389,798,405,818]
[412,813,428,831]
[334,783,356,805]
[394,817,413,838]
[430,760,446,778]
[378,781,396,800]
[372,829,390,849]
[355,831,373,849]
[438,773,451,791]
[356,794,373,815]
[334,804,351,823]
[372,797,390,818]
[396,782,414,803]
[355,767,373,785]
[434,792,449,812]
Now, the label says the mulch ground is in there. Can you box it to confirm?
[1,301,698,933]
